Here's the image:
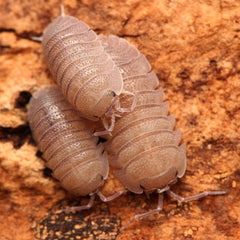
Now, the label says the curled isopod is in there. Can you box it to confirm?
[28,86,126,210]
[41,7,124,125]
[100,34,225,228]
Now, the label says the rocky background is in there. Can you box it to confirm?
[0,0,239,239]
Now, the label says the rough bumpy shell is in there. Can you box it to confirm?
[42,16,123,121]
[28,86,109,196]
[100,35,187,194]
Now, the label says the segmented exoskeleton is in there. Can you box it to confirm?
[28,86,125,210]
[30,9,225,226]
[99,34,225,228]
[98,35,189,193]
[42,8,124,127]
[98,34,159,92]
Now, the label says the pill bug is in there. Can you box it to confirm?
[104,88,186,191]
[28,85,125,210]
[41,7,126,127]
[99,35,225,228]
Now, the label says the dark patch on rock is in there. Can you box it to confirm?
[0,124,31,149]
[43,167,52,178]
[15,91,32,109]
[33,199,121,240]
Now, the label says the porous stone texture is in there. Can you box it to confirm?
[0,1,239,240]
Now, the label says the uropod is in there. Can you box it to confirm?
[28,86,126,210]
[100,35,226,228]
[39,6,134,133]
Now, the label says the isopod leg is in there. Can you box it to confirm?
[31,36,43,42]
[62,194,95,212]
[94,114,115,136]
[123,193,164,230]
[114,92,138,113]
[97,189,127,202]
[166,189,226,202]
[60,4,65,16]
[107,112,116,133]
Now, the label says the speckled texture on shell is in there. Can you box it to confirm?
[105,90,187,193]
[42,15,123,120]
[100,35,186,193]
[28,86,109,196]
[98,34,159,91]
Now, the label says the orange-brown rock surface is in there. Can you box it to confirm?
[0,1,239,239]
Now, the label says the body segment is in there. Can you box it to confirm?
[28,86,109,196]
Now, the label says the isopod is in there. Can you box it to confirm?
[41,7,132,132]
[99,35,226,228]
[28,86,126,210]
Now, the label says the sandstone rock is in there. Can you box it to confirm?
[0,1,239,239]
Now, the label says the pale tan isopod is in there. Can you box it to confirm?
[41,7,125,127]
[100,35,225,228]
[28,86,125,210]
[104,89,186,192]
